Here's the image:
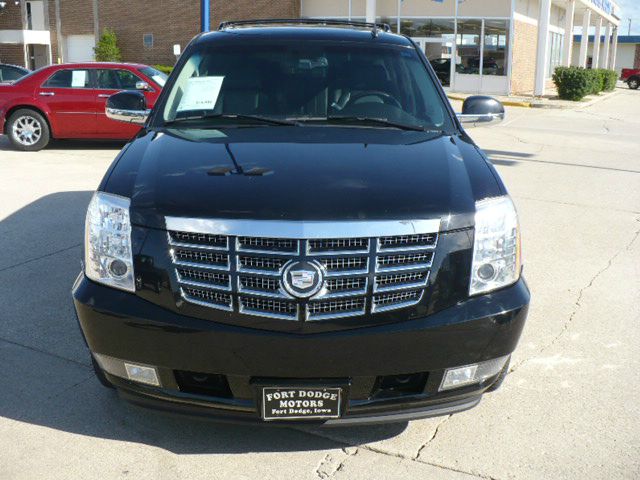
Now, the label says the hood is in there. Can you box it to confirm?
[105,126,503,231]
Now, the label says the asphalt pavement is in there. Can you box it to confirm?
[0,88,638,479]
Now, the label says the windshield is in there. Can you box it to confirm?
[139,66,168,87]
[160,41,452,130]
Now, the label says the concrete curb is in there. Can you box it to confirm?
[447,94,532,108]
[448,88,622,110]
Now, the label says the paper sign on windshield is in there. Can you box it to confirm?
[177,76,224,112]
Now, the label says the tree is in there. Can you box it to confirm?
[93,28,121,62]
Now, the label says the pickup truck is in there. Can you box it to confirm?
[621,68,640,89]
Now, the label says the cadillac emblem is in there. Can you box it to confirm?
[282,260,324,298]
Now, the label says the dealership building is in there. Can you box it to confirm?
[0,0,622,96]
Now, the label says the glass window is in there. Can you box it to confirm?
[96,69,142,89]
[139,66,168,87]
[161,41,452,130]
[43,69,91,88]
[456,20,482,75]
[0,66,27,82]
[483,20,509,76]
[547,32,563,77]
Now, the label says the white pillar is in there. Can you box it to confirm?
[534,0,552,96]
[366,0,376,24]
[592,16,602,68]
[579,9,591,67]
[563,0,576,66]
[610,28,619,70]
[601,22,612,68]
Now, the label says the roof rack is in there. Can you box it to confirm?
[218,19,391,36]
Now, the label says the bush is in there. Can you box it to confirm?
[94,28,121,62]
[553,67,591,101]
[597,69,618,91]
[552,66,618,101]
[154,64,174,74]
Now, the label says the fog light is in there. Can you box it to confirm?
[124,363,160,386]
[93,353,161,387]
[439,355,509,391]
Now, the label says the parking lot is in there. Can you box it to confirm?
[0,89,638,479]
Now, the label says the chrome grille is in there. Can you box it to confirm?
[379,233,437,250]
[239,255,287,272]
[173,249,229,268]
[309,238,369,253]
[167,220,438,319]
[308,298,366,320]
[182,287,232,310]
[239,275,280,294]
[170,231,228,249]
[377,252,433,271]
[177,268,230,289]
[238,236,297,253]
[373,290,422,312]
[240,297,297,319]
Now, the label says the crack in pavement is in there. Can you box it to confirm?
[0,243,81,273]
[510,219,640,374]
[0,335,91,368]
[414,415,451,461]
[314,448,358,479]
[296,427,492,480]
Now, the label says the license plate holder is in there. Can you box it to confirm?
[261,387,342,421]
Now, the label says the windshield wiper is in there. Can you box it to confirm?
[164,113,298,127]
[322,116,431,132]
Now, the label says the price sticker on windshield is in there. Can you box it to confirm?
[177,76,224,112]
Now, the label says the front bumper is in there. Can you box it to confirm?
[73,275,529,425]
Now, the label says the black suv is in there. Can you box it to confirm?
[73,20,529,425]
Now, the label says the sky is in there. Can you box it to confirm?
[616,0,640,35]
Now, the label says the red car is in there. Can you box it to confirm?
[0,62,167,151]
[621,68,640,90]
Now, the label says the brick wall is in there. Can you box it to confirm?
[0,3,23,29]
[511,20,538,95]
[0,44,25,66]
[97,0,300,66]
[0,3,24,65]
[59,0,94,36]
[635,44,640,69]
[47,0,60,63]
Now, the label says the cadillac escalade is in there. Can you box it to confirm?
[72,20,530,425]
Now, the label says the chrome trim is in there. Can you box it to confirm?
[375,262,433,273]
[105,107,150,125]
[180,289,233,312]
[306,303,367,321]
[169,239,229,252]
[377,235,439,252]
[239,300,299,321]
[372,291,424,313]
[235,237,300,255]
[165,217,441,239]
[374,271,430,293]
[177,273,232,291]
[456,112,505,128]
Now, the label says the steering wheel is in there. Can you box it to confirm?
[347,91,402,109]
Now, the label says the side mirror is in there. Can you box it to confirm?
[135,81,151,91]
[106,91,150,125]
[457,96,505,128]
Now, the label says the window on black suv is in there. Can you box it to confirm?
[160,41,452,131]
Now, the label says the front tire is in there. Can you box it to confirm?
[7,109,50,151]
[629,78,640,90]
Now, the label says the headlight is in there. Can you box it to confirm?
[469,196,521,296]
[84,192,135,292]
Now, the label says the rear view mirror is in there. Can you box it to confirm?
[457,96,505,128]
[105,91,150,125]
[135,81,151,91]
